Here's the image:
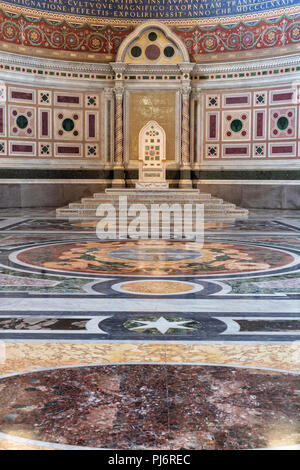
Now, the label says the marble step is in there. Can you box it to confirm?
[69,203,236,212]
[105,188,201,194]
[57,207,248,217]
[82,196,217,202]
[74,199,226,208]
[62,204,238,213]
[65,216,237,222]
[56,189,248,220]
[90,195,214,201]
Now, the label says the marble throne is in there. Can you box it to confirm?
[136,120,169,189]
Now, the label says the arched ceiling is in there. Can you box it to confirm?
[0,0,299,25]
[0,1,299,63]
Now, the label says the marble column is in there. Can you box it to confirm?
[103,88,114,165]
[181,85,191,165]
[111,85,125,187]
[191,90,201,168]
[111,63,126,188]
[179,84,192,189]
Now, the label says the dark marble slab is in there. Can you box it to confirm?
[0,364,298,450]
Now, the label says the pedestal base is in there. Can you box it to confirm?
[136,182,169,189]
[111,179,126,188]
[179,179,193,189]
[179,166,192,189]
[112,167,126,188]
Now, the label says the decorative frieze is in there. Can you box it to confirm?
[0,6,298,61]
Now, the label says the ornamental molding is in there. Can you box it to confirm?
[191,90,201,99]
[179,63,195,74]
[180,85,192,98]
[103,87,115,99]
[110,62,195,75]
[114,86,125,99]
[110,62,127,74]
[194,53,300,74]
[1,50,300,77]
[0,51,112,73]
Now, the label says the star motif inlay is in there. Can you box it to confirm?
[129,316,197,335]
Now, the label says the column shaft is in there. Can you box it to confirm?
[181,91,190,166]
[114,91,124,167]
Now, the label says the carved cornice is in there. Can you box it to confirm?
[1,50,300,77]
[0,50,112,73]
[115,63,188,74]
[110,62,127,75]
[194,53,300,74]
[179,63,195,74]
[0,49,300,89]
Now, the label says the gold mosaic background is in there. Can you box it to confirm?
[129,91,176,161]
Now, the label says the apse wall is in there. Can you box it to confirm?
[201,87,299,164]
[0,1,299,62]
[0,1,300,208]
[1,79,300,168]
[0,59,300,208]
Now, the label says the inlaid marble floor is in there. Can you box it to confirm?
[0,208,299,450]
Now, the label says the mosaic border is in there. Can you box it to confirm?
[0,7,299,59]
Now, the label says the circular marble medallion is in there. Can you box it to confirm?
[230,119,243,132]
[0,364,298,450]
[277,116,289,130]
[148,31,158,41]
[130,45,142,57]
[164,46,175,57]
[16,115,28,129]
[145,44,160,60]
[62,118,75,132]
[113,280,201,295]
[13,240,297,277]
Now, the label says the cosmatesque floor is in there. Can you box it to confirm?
[0,208,299,450]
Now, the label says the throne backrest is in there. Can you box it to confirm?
[139,121,166,168]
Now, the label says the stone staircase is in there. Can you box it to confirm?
[56,188,248,221]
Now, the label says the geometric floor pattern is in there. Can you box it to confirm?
[0,208,299,450]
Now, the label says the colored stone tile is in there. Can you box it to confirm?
[14,240,295,276]
[0,364,298,450]
[165,344,300,372]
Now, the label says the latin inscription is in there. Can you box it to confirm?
[5,0,298,19]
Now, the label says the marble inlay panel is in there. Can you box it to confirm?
[0,210,299,450]
[0,364,298,450]
[12,240,297,277]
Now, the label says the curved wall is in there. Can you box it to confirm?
[0,3,299,62]
[1,0,299,21]
[0,50,300,171]
[0,11,300,208]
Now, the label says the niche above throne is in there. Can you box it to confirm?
[136,120,169,189]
